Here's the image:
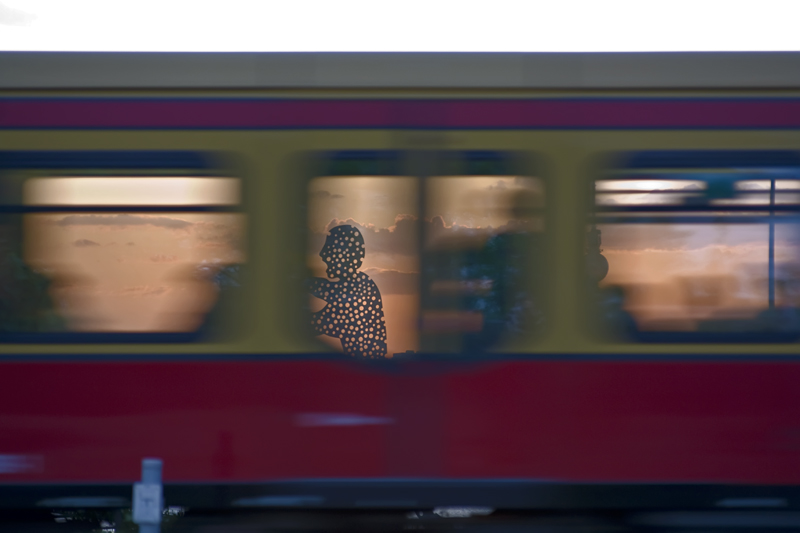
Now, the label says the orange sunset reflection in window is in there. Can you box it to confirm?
[23,177,244,333]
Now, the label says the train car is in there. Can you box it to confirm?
[2,52,800,530]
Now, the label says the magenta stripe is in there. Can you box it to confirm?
[2,99,800,128]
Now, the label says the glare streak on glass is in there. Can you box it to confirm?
[595,180,705,192]
[595,192,692,206]
[596,180,707,207]
[739,180,800,191]
[597,178,800,208]
[25,177,241,206]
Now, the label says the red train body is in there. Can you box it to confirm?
[2,53,800,526]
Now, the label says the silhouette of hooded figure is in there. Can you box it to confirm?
[309,225,388,358]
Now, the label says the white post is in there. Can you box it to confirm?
[133,458,163,533]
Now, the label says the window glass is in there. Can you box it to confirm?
[0,176,245,336]
[307,154,544,358]
[590,159,800,341]
[421,175,544,352]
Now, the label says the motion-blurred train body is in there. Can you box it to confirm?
[2,52,800,519]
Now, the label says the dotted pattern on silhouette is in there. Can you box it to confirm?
[309,225,388,358]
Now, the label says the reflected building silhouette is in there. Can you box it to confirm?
[308,225,388,358]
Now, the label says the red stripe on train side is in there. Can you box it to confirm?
[1,99,800,128]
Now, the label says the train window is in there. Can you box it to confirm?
[1,176,244,337]
[589,151,800,342]
[308,152,543,358]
